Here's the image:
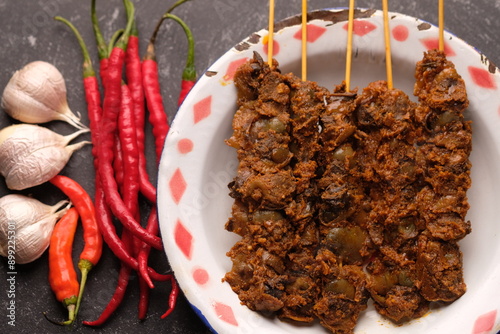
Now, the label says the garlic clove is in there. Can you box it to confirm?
[1,61,87,129]
[14,216,61,264]
[4,146,72,191]
[0,194,70,264]
[0,124,90,190]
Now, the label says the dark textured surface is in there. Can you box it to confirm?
[0,1,498,333]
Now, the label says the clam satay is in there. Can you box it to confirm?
[276,74,328,323]
[312,84,371,333]
[224,53,295,313]
[413,49,471,302]
[353,80,430,322]
[225,54,324,318]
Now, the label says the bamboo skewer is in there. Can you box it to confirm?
[345,0,355,92]
[301,0,308,81]
[438,0,445,51]
[268,0,275,67]
[382,0,393,89]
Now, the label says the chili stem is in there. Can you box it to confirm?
[108,29,125,57]
[74,260,91,317]
[149,0,192,47]
[54,16,95,78]
[91,0,108,60]
[116,0,135,51]
[162,13,196,106]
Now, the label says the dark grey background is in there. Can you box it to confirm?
[0,1,498,333]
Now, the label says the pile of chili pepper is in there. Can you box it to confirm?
[50,0,197,325]
[45,175,103,325]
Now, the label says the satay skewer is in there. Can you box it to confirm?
[268,0,275,67]
[345,0,355,91]
[438,0,445,51]
[301,0,308,81]
[382,0,394,89]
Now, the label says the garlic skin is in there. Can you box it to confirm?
[0,194,70,264]
[1,61,87,129]
[0,124,90,190]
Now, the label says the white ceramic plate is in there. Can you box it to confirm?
[157,8,500,334]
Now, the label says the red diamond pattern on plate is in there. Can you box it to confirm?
[174,219,193,260]
[223,57,249,81]
[213,302,238,326]
[169,168,187,204]
[342,20,377,37]
[419,37,456,56]
[468,66,497,89]
[193,96,212,124]
[292,23,327,42]
[472,309,497,334]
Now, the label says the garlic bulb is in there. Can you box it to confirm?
[0,124,90,190]
[1,61,87,129]
[0,194,70,264]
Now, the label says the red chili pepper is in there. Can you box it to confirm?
[97,0,162,251]
[83,229,134,327]
[49,177,102,268]
[137,208,159,289]
[118,82,140,219]
[46,207,80,326]
[179,78,195,106]
[142,48,169,163]
[83,263,131,327]
[124,20,157,203]
[48,175,103,265]
[161,13,197,106]
[161,277,179,319]
[55,15,102,163]
[136,207,159,319]
[137,275,150,320]
[141,0,193,162]
[113,136,125,191]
